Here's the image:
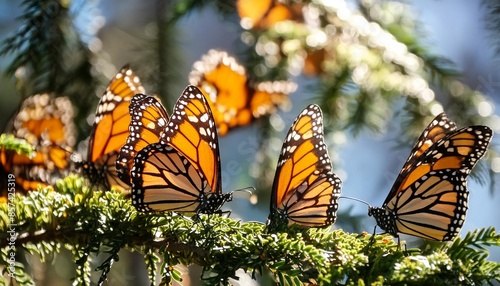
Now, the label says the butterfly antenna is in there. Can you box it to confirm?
[232,186,255,195]
[339,196,371,207]
[232,186,258,205]
[40,138,75,157]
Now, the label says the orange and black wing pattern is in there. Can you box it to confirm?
[369,113,492,241]
[82,65,145,191]
[116,94,169,185]
[1,94,75,195]
[268,104,342,230]
[131,85,231,214]
[189,49,296,135]
[397,113,457,178]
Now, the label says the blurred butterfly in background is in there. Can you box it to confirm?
[0,93,75,195]
[302,48,329,77]
[368,113,492,241]
[75,65,145,192]
[189,49,297,136]
[236,0,328,77]
[267,104,342,231]
[130,86,232,214]
[236,0,302,30]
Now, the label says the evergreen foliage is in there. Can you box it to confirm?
[0,0,499,285]
[0,176,499,285]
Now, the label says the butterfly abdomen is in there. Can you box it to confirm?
[197,192,233,214]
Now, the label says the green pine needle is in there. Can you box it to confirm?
[0,175,499,285]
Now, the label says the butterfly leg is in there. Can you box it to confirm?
[217,209,232,218]
[368,225,378,246]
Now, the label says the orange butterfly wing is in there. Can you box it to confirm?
[394,125,492,194]
[160,86,222,194]
[189,50,250,136]
[131,143,214,212]
[386,112,457,202]
[237,0,294,29]
[131,86,231,214]
[269,104,342,230]
[189,49,296,135]
[84,65,145,191]
[1,94,75,195]
[251,81,294,118]
[116,94,169,185]
[1,148,48,192]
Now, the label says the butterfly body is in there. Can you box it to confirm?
[368,207,397,237]
[369,113,492,241]
[268,104,342,230]
[130,86,232,214]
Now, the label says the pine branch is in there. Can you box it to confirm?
[0,176,499,285]
[483,0,500,55]
[0,134,35,157]
[1,0,69,94]
[0,0,103,141]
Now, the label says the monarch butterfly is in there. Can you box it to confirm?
[116,93,169,186]
[268,104,342,230]
[0,93,75,195]
[130,86,232,214]
[189,49,297,136]
[236,0,301,30]
[77,65,145,191]
[368,113,492,241]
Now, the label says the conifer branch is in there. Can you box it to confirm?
[0,176,499,285]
